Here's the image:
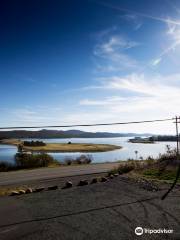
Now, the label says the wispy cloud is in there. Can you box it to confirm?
[167,19,180,42]
[86,73,180,96]
[151,58,162,66]
[97,1,180,69]
[151,19,180,66]
[100,1,180,26]
[94,35,138,55]
[93,34,140,72]
[78,73,180,131]
[166,0,180,14]
[121,14,143,30]
[92,25,117,39]
[80,96,125,106]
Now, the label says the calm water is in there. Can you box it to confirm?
[0,137,177,163]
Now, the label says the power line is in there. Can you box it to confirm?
[0,117,173,130]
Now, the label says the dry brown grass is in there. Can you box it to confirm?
[22,143,121,152]
[0,186,29,196]
[0,139,121,153]
[0,139,21,145]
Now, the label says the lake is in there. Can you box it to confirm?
[0,137,177,163]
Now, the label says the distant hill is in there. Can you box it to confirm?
[0,129,151,139]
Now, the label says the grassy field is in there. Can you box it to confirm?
[0,139,21,145]
[23,143,121,152]
[137,167,180,183]
[0,139,121,152]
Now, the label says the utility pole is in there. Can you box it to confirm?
[162,116,180,200]
[174,116,180,158]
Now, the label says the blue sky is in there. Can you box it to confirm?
[1,0,180,133]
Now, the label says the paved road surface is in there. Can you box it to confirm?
[0,163,120,186]
[0,176,179,240]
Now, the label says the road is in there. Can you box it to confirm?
[0,176,179,240]
[0,162,120,186]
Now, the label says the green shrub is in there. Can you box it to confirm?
[0,161,15,171]
[157,146,177,165]
[75,155,92,164]
[23,141,46,147]
[108,162,135,176]
[118,163,135,174]
[64,155,92,165]
[15,153,55,169]
[64,157,72,165]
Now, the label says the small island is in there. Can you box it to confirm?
[0,139,122,153]
[128,137,154,144]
